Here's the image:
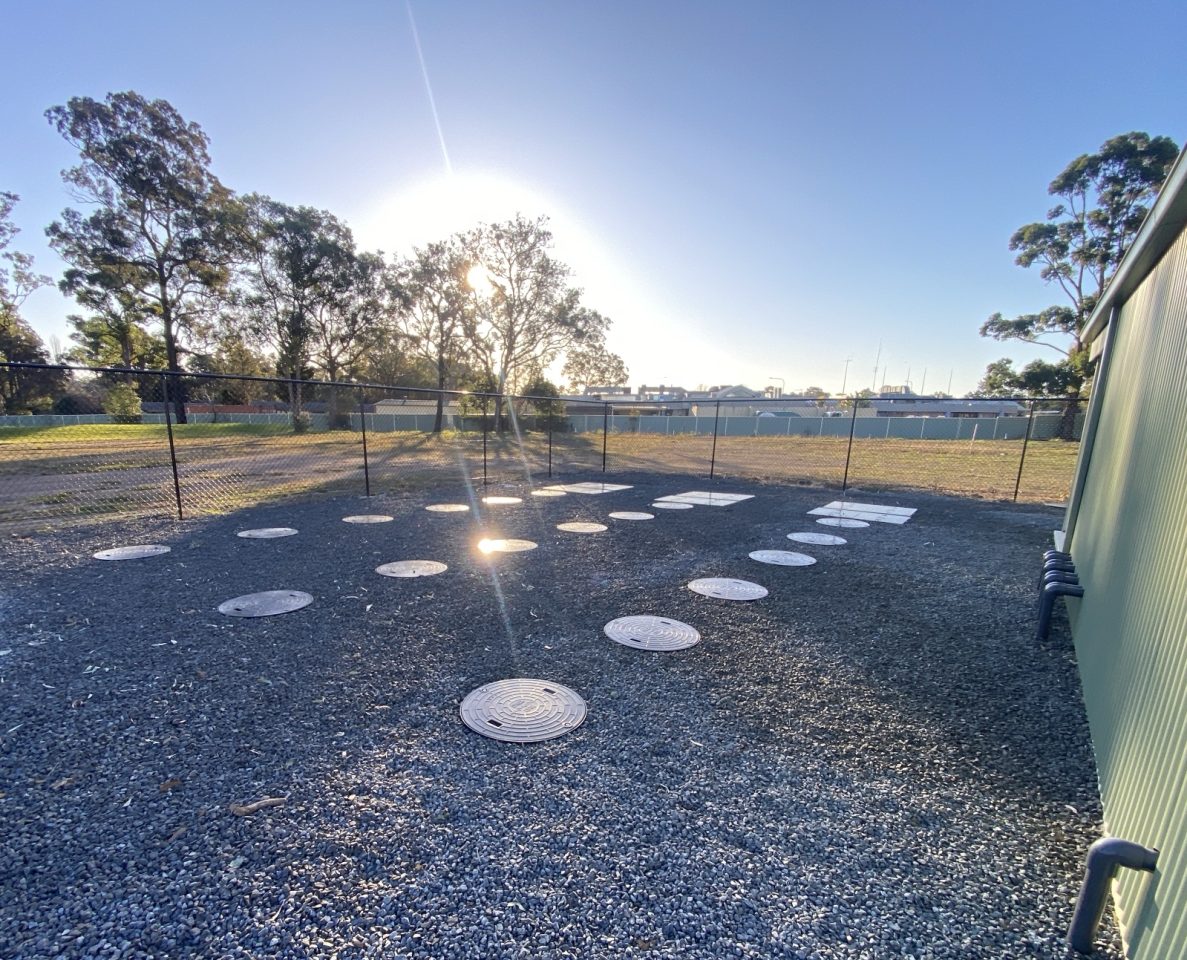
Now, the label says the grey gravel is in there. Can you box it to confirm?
[0,475,1120,959]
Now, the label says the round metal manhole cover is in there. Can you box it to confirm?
[218,590,314,618]
[817,517,869,528]
[376,560,448,578]
[788,532,847,545]
[557,521,607,533]
[482,496,522,505]
[343,514,393,524]
[604,615,701,651]
[531,489,567,498]
[608,511,655,521]
[93,544,171,561]
[460,679,587,742]
[651,502,693,510]
[687,577,768,601]
[478,538,538,553]
[749,550,817,566]
[236,527,299,539]
[426,503,469,513]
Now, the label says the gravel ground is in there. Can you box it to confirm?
[0,473,1119,959]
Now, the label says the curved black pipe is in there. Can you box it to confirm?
[1068,837,1158,953]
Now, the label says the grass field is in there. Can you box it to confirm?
[0,424,1077,525]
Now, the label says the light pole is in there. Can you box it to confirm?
[769,376,784,398]
[841,357,853,395]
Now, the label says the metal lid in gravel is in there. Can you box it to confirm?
[93,544,171,561]
[218,590,314,617]
[376,560,448,578]
[342,514,393,524]
[687,577,768,601]
[531,489,567,497]
[651,502,694,510]
[557,521,607,533]
[749,550,817,566]
[604,615,701,651]
[788,531,847,545]
[482,496,522,505]
[816,517,869,528]
[608,511,655,521]
[477,538,537,553]
[425,503,469,513]
[460,679,587,742]
[236,527,299,539]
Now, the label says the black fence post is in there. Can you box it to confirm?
[709,400,721,479]
[547,414,553,478]
[160,373,184,521]
[358,387,371,497]
[601,403,609,473]
[1013,399,1038,503]
[482,395,489,487]
[841,396,859,493]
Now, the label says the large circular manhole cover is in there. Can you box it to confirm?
[557,521,607,533]
[749,550,817,566]
[343,514,393,524]
[237,527,298,539]
[426,503,469,513]
[609,511,654,521]
[218,590,314,617]
[651,502,693,510]
[376,560,448,578]
[460,679,587,742]
[482,496,522,505]
[93,544,171,561]
[817,517,869,528]
[788,532,847,545]
[604,615,701,651]
[687,577,768,601]
[531,489,567,498]
[478,538,538,553]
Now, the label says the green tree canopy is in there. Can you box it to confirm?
[45,91,238,421]
[980,131,1179,397]
[561,330,628,392]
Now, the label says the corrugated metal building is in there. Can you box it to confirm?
[1061,147,1187,958]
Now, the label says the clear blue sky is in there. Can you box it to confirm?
[3,0,1184,395]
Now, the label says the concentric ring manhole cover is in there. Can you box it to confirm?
[343,514,393,524]
[236,527,298,539]
[460,679,587,742]
[788,532,847,545]
[531,489,567,497]
[651,502,693,510]
[609,511,654,521]
[376,560,448,578]
[426,503,469,513]
[93,544,171,561]
[817,517,869,528]
[749,550,817,566]
[557,521,607,533]
[604,615,701,651]
[482,496,522,505]
[687,577,768,601]
[218,590,314,617]
[478,538,538,553]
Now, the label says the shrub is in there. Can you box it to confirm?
[292,411,312,434]
[103,383,143,423]
[54,393,105,415]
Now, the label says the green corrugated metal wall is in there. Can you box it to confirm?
[1067,225,1187,958]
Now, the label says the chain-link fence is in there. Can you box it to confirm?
[0,363,1083,527]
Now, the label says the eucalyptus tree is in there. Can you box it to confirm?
[238,195,355,424]
[400,237,473,432]
[561,330,628,392]
[980,131,1179,401]
[45,92,238,422]
[465,215,606,430]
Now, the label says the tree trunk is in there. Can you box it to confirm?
[1060,394,1081,441]
[434,353,446,434]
